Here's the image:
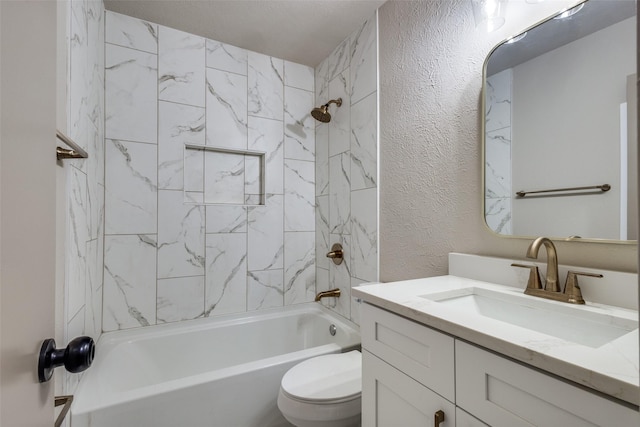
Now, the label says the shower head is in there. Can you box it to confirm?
[311,98,342,123]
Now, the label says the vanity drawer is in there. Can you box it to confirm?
[361,303,455,401]
[455,341,639,427]
[362,350,455,427]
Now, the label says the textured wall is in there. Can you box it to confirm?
[378,0,637,282]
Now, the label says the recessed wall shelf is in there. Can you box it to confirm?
[184,144,266,206]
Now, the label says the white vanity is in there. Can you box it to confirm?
[353,253,639,427]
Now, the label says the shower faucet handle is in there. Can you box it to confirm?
[326,243,344,265]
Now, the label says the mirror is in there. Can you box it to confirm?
[483,0,637,242]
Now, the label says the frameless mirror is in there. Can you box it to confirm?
[484,0,637,242]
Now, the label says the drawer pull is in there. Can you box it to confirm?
[434,410,445,426]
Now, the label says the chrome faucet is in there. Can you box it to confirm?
[512,237,602,304]
[525,237,560,292]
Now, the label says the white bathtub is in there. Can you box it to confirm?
[71,303,360,427]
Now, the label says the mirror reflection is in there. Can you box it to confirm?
[484,0,637,241]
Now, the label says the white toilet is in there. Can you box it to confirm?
[277,350,362,427]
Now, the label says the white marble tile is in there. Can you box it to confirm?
[248,194,284,270]
[87,168,104,243]
[284,159,315,231]
[105,139,157,234]
[88,3,105,137]
[157,190,205,278]
[245,194,262,205]
[329,153,351,235]
[157,276,205,323]
[103,235,157,331]
[316,267,329,294]
[485,68,512,132]
[284,232,316,305]
[327,234,351,319]
[485,197,512,235]
[315,195,330,270]
[158,102,206,190]
[485,127,512,199]
[247,269,284,311]
[185,191,204,204]
[248,117,284,195]
[314,57,329,110]
[350,14,378,105]
[67,166,88,320]
[105,10,158,53]
[205,234,247,316]
[206,68,248,149]
[248,52,284,121]
[158,26,205,107]
[184,147,205,194]
[85,241,103,339]
[351,188,378,282]
[327,37,351,82]
[204,151,246,204]
[244,154,262,196]
[328,70,351,156]
[69,0,89,155]
[206,205,247,233]
[206,39,247,75]
[284,87,315,161]
[105,43,157,143]
[315,123,329,196]
[350,92,377,191]
[284,61,314,91]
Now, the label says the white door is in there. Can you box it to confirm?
[1,1,58,426]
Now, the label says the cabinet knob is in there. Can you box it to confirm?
[434,410,445,426]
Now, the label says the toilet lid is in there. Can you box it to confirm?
[281,350,361,403]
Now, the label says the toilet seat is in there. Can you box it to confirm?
[280,350,361,404]
[277,351,362,427]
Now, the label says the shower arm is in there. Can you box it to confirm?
[325,98,342,108]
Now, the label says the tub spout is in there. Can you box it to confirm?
[315,288,341,302]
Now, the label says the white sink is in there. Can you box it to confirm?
[421,287,638,348]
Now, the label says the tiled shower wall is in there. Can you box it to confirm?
[103,11,318,330]
[315,13,379,325]
[64,0,105,393]
[484,69,512,234]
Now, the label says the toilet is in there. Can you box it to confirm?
[277,350,362,427]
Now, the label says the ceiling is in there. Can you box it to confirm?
[104,0,386,67]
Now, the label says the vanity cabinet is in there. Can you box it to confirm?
[361,303,638,427]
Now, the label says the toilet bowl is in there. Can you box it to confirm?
[277,350,362,427]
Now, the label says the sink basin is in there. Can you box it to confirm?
[421,287,638,348]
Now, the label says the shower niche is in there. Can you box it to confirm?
[184,144,266,206]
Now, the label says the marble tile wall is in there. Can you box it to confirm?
[315,12,379,325]
[64,0,105,396]
[485,69,512,234]
[103,11,317,330]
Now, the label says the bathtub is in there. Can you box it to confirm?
[70,303,360,427]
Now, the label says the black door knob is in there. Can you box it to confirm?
[38,336,95,383]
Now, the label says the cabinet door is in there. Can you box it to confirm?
[456,408,488,427]
[362,303,455,401]
[456,341,639,427]
[362,350,455,427]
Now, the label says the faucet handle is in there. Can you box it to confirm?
[563,271,603,304]
[511,263,542,290]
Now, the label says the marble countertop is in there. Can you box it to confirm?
[353,275,639,406]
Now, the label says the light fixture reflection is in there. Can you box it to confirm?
[554,3,584,19]
[471,0,508,32]
[505,32,527,44]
